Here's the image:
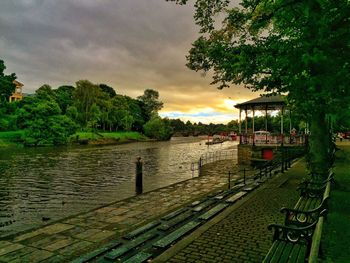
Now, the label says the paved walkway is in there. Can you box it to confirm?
[0,160,238,262]
[154,160,306,263]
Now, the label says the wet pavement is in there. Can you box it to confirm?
[0,159,239,262]
[0,157,306,263]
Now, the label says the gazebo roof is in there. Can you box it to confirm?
[234,94,286,110]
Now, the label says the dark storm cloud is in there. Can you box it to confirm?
[0,0,255,123]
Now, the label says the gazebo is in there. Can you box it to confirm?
[234,94,306,164]
[235,94,291,146]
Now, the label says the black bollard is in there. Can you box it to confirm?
[243,168,246,185]
[135,157,143,195]
[228,171,231,189]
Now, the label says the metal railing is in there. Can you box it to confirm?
[190,149,236,177]
[227,146,305,189]
[239,134,307,146]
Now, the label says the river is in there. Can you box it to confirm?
[0,137,238,238]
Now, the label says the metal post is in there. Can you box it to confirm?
[281,106,284,146]
[198,157,202,176]
[252,107,255,146]
[228,171,231,189]
[259,167,262,179]
[244,168,246,185]
[245,107,248,136]
[135,157,143,195]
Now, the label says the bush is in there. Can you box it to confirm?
[143,116,172,140]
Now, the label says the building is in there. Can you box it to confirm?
[9,80,24,102]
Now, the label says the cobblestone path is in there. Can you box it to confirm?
[158,161,307,263]
[0,160,236,262]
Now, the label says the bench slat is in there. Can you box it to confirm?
[278,242,293,262]
[288,243,302,263]
[270,241,286,263]
[296,244,307,263]
[263,240,280,263]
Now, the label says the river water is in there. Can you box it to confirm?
[0,137,237,238]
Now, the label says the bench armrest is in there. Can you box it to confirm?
[280,199,329,226]
[267,221,316,244]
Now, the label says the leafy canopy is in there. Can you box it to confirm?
[0,60,17,102]
[168,0,350,116]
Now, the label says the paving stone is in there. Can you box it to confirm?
[18,249,53,263]
[0,246,36,262]
[84,230,115,243]
[73,228,101,240]
[57,240,94,256]
[43,237,77,251]
[41,223,75,235]
[13,230,44,242]
[0,243,24,256]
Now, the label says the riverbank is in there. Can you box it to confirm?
[72,131,149,146]
[0,130,150,148]
[0,131,24,147]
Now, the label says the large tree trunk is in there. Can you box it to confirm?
[308,110,330,178]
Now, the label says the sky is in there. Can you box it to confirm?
[0,0,261,124]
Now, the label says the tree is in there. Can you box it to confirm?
[88,103,101,131]
[99,84,116,98]
[35,84,56,100]
[137,89,164,121]
[74,80,102,127]
[168,0,350,175]
[17,97,77,146]
[0,60,17,102]
[143,116,172,140]
[55,85,75,114]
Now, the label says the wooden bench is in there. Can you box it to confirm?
[263,209,327,263]
[281,182,330,227]
[263,175,332,262]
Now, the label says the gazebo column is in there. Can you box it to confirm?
[265,105,268,144]
[239,109,242,144]
[245,107,248,143]
[289,110,292,144]
[252,106,255,146]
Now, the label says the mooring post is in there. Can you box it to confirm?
[228,171,231,189]
[244,168,246,185]
[198,157,202,176]
[135,157,143,195]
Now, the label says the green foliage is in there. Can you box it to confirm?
[0,59,17,102]
[55,85,75,114]
[99,84,116,98]
[137,89,164,121]
[169,0,350,174]
[17,97,77,146]
[74,80,102,127]
[35,84,56,100]
[143,116,172,140]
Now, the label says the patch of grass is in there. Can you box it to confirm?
[322,144,350,262]
[0,131,24,147]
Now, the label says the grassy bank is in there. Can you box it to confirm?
[72,131,149,145]
[0,131,24,147]
[322,142,350,262]
[0,130,148,148]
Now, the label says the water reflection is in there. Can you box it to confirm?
[0,137,237,237]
